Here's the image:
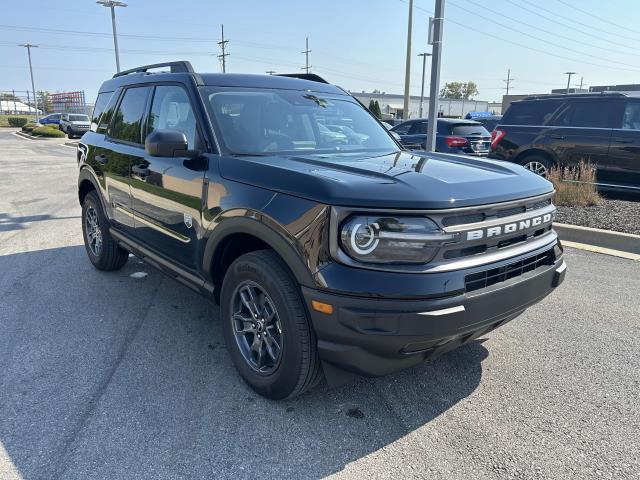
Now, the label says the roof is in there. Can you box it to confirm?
[99,61,346,95]
[520,92,639,101]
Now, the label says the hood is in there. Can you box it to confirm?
[219,150,554,209]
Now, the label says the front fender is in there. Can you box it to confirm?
[201,213,320,289]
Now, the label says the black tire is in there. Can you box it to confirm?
[68,131,74,139]
[81,190,129,271]
[519,154,554,177]
[221,250,322,399]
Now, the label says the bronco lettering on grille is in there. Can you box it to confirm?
[466,213,552,241]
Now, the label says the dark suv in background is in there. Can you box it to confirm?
[391,118,492,156]
[77,61,565,399]
[491,93,640,191]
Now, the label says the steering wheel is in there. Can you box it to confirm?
[260,133,294,152]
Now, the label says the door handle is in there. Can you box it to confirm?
[614,138,633,143]
[132,165,150,178]
[550,135,566,140]
[95,154,107,165]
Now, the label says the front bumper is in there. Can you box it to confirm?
[303,250,566,377]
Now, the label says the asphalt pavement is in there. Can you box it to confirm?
[0,129,638,480]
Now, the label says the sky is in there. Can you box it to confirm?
[2,0,640,104]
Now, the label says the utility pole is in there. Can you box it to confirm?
[576,76,584,90]
[97,1,127,73]
[19,43,39,122]
[417,53,431,118]
[265,70,276,75]
[402,0,413,120]
[426,0,445,152]
[564,71,576,94]
[218,24,229,73]
[301,37,311,74]
[503,69,514,95]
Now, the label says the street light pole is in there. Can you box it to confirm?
[97,1,127,73]
[402,0,413,120]
[426,0,445,152]
[417,53,431,118]
[19,43,39,123]
[564,71,576,94]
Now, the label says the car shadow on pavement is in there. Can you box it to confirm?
[0,212,81,232]
[0,246,488,480]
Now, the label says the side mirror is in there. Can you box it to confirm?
[145,129,196,158]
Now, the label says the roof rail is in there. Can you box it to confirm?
[113,61,195,78]
[522,92,627,101]
[275,73,330,84]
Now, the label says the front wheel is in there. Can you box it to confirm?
[81,191,129,271]
[221,250,322,399]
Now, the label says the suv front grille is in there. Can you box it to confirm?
[464,249,554,293]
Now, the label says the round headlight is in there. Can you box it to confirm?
[350,222,379,254]
[340,215,449,264]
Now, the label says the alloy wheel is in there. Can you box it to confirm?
[523,160,548,177]
[85,206,103,257]
[230,281,283,374]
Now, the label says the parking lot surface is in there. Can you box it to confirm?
[0,129,638,479]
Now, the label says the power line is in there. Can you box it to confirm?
[510,0,640,50]
[555,0,640,36]
[464,0,640,58]
[448,0,640,70]
[401,0,640,74]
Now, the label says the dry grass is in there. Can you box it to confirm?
[547,160,600,207]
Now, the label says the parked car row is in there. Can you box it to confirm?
[390,118,492,156]
[490,92,640,192]
[37,112,91,139]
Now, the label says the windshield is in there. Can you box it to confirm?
[203,88,399,155]
[69,115,89,122]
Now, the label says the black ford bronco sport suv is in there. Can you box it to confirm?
[77,61,566,399]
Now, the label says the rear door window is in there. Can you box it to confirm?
[502,101,563,126]
[108,86,151,144]
[551,101,615,128]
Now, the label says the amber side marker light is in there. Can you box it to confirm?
[311,300,334,315]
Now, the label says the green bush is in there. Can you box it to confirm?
[31,126,65,138]
[22,122,38,133]
[8,117,28,127]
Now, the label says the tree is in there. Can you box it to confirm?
[368,99,376,112]
[439,81,479,100]
[373,100,382,119]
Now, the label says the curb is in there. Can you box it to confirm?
[555,222,640,255]
[64,141,79,147]
[14,131,49,140]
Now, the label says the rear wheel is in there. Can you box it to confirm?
[519,155,553,177]
[221,250,322,399]
[81,191,128,271]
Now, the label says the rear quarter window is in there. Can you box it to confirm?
[502,101,563,126]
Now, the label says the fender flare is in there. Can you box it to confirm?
[77,167,106,212]
[202,215,316,289]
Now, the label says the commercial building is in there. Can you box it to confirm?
[352,91,489,120]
